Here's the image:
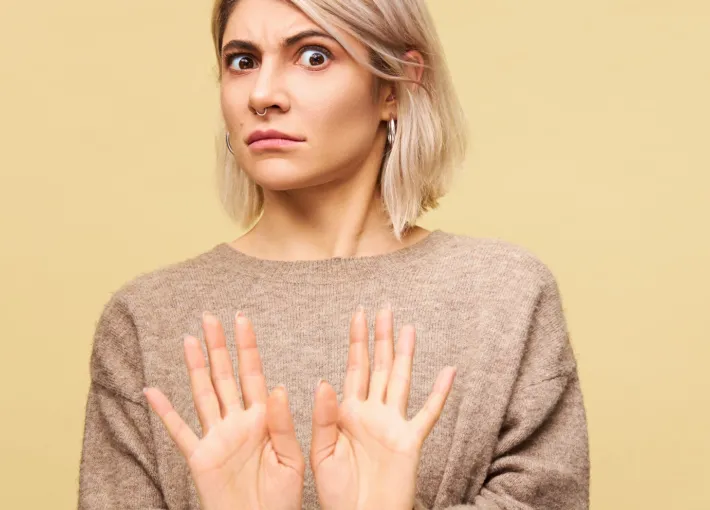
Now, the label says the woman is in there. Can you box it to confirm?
[78,0,590,508]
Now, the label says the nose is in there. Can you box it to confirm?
[248,58,290,114]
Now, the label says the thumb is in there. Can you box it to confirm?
[310,379,339,469]
[266,385,304,472]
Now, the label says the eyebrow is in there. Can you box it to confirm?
[221,29,338,55]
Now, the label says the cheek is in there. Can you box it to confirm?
[220,82,245,129]
[300,76,379,152]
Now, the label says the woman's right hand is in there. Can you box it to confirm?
[143,312,304,510]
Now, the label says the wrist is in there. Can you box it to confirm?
[363,492,414,510]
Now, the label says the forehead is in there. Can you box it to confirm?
[222,0,363,56]
[225,0,312,39]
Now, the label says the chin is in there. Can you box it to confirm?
[243,159,328,191]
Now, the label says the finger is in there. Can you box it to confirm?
[342,306,369,401]
[410,366,457,442]
[368,305,394,402]
[310,379,339,469]
[385,324,415,416]
[143,387,199,460]
[235,313,269,409]
[184,334,222,433]
[202,312,242,416]
[266,386,305,472]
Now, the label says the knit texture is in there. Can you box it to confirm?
[77,229,590,509]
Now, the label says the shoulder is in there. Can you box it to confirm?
[89,244,224,396]
[97,243,225,326]
[435,230,559,292]
[434,232,575,382]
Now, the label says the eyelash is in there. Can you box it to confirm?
[224,45,334,72]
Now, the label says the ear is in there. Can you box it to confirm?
[380,49,425,122]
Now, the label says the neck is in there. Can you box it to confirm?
[230,159,426,261]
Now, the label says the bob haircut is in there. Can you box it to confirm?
[211,0,468,240]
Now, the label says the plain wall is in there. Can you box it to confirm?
[1,1,708,508]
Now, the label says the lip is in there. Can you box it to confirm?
[246,129,305,146]
[248,138,303,150]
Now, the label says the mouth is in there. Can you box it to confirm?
[246,129,305,150]
[248,138,303,150]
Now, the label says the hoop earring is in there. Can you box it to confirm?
[387,116,397,146]
[226,131,235,155]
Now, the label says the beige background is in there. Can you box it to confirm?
[1,1,708,508]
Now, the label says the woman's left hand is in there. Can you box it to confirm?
[310,305,456,510]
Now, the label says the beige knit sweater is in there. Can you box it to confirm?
[77,229,589,509]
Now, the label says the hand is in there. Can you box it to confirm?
[143,312,304,510]
[310,305,456,510]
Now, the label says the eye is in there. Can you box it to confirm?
[226,54,258,72]
[298,46,332,69]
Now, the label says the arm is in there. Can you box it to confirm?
[77,293,167,509]
[456,370,589,510]
[436,267,590,510]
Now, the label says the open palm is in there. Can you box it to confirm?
[310,306,456,510]
[144,312,304,510]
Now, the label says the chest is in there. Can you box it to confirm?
[142,294,525,508]
[149,363,511,506]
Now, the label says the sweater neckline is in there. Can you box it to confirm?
[209,229,448,284]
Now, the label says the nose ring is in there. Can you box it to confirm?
[254,107,268,116]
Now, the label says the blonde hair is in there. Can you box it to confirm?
[211,0,468,240]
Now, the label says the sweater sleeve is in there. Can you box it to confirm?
[77,292,167,509]
[435,266,590,510]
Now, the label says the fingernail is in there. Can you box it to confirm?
[378,303,392,318]
[356,304,365,315]
[448,366,458,385]
[202,311,213,323]
[235,311,247,325]
[314,378,323,394]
